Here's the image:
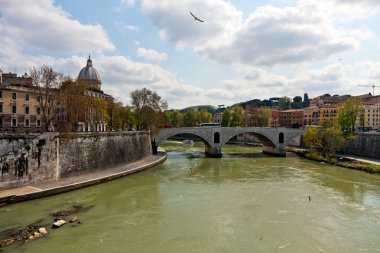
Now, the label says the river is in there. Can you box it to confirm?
[1,141,380,252]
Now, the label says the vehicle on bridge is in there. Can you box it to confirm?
[199,123,221,127]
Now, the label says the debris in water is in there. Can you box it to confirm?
[50,204,94,218]
[52,219,66,229]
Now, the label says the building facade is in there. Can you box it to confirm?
[0,56,112,133]
[279,110,304,128]
[0,70,42,133]
[363,104,380,130]
[56,56,111,132]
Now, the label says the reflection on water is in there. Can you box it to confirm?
[1,140,380,253]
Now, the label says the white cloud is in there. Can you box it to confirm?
[136,48,167,62]
[140,0,367,67]
[0,0,115,53]
[141,0,242,52]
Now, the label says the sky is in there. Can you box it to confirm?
[1,0,380,109]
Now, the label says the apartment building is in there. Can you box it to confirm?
[363,104,380,129]
[0,71,42,132]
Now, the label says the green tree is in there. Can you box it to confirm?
[256,108,272,127]
[162,111,173,125]
[198,109,212,123]
[171,110,184,127]
[303,126,324,150]
[337,97,364,133]
[278,96,291,110]
[293,96,302,104]
[303,93,310,107]
[231,106,245,127]
[303,121,354,161]
[92,98,109,123]
[131,88,168,134]
[221,110,232,127]
[183,109,199,127]
[114,105,135,130]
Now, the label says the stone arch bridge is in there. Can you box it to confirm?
[153,127,304,157]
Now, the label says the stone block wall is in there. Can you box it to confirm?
[58,132,152,178]
[0,133,40,156]
[0,133,58,189]
[0,132,152,190]
[341,133,380,159]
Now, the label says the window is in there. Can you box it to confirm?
[12,105,16,114]
[0,103,2,113]
[12,92,16,100]
[25,94,29,101]
[25,118,30,127]
[0,91,2,99]
[36,119,41,127]
[37,107,41,115]
[0,118,2,127]
[11,118,17,127]
[25,106,29,115]
[37,95,41,103]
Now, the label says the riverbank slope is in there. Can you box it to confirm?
[287,147,380,173]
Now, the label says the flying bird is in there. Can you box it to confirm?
[190,11,204,22]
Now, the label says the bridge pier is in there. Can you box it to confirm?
[262,145,286,157]
[205,145,222,157]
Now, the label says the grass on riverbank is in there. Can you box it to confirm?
[294,150,380,174]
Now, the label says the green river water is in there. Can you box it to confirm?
[1,141,380,252]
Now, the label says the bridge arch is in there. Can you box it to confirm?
[155,128,216,155]
[221,129,277,148]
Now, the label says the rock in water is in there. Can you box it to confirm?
[52,219,66,228]
[69,217,78,223]
[39,227,48,235]
[33,232,42,238]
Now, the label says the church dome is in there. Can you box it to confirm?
[78,55,101,89]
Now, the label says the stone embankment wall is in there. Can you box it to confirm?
[0,133,41,156]
[58,132,152,178]
[0,132,152,190]
[341,133,380,159]
[0,133,58,189]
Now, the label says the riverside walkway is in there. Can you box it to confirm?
[0,150,166,205]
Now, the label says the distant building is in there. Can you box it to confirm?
[319,104,339,124]
[303,106,319,126]
[357,94,380,105]
[78,56,102,91]
[56,56,111,132]
[0,56,113,133]
[271,110,280,127]
[279,110,304,128]
[213,112,223,124]
[0,70,42,132]
[363,104,380,129]
[309,94,350,107]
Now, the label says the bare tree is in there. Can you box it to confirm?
[30,65,63,131]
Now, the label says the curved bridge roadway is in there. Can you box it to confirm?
[153,127,304,157]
